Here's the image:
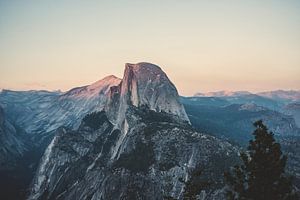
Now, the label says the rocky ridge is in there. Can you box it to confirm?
[28,63,238,200]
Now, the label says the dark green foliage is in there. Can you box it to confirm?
[82,111,107,130]
[182,166,210,200]
[224,120,297,200]
[114,141,155,173]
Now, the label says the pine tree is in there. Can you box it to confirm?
[224,120,297,200]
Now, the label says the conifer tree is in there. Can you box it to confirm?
[224,120,297,200]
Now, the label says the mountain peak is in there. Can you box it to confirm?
[106,62,190,126]
[125,62,162,71]
[62,75,121,98]
[87,75,121,91]
[116,62,189,123]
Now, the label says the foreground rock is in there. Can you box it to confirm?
[29,108,238,200]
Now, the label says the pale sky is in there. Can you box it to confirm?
[0,0,299,96]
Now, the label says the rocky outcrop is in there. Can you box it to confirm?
[105,63,189,127]
[29,108,238,200]
[119,63,189,122]
[28,63,237,200]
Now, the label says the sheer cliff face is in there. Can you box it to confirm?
[108,62,190,126]
[123,63,188,120]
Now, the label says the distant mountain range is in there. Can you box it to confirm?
[183,89,300,144]
[258,90,300,103]
[192,90,300,127]
[181,91,300,190]
[195,90,300,103]
[181,100,300,143]
[194,90,252,97]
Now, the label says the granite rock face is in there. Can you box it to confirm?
[28,63,238,200]
[118,63,189,122]
[29,108,238,200]
[105,63,190,127]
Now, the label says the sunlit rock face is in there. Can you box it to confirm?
[120,63,189,121]
[106,62,190,127]
[28,63,238,200]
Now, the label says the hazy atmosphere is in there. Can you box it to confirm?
[1,0,300,95]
